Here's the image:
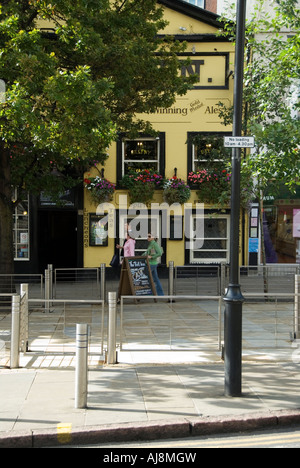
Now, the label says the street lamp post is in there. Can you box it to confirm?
[223,0,247,397]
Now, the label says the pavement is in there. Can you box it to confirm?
[1,294,300,448]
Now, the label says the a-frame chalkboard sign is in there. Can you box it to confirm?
[118,256,157,299]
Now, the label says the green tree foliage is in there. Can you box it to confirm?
[244,0,300,196]
[219,0,300,198]
[0,0,195,274]
[218,0,300,273]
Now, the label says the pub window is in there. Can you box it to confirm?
[187,133,231,173]
[189,214,230,264]
[117,133,165,182]
[13,191,30,261]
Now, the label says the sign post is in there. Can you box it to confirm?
[223,0,247,398]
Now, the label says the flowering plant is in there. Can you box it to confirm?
[163,177,191,204]
[188,168,231,206]
[84,176,115,205]
[120,169,164,204]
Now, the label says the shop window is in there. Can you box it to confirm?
[189,214,230,264]
[117,133,165,182]
[264,201,300,264]
[13,191,30,261]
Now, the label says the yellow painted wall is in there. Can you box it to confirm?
[159,6,218,35]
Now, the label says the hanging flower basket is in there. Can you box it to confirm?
[188,169,231,206]
[120,169,164,205]
[84,176,115,205]
[163,177,191,204]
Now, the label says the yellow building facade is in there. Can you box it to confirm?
[83,0,247,272]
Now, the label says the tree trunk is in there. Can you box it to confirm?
[0,143,14,294]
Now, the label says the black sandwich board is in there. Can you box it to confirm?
[118,256,157,299]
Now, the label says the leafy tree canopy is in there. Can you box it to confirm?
[0,0,194,197]
[219,0,300,197]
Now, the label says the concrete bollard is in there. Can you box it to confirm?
[45,268,50,313]
[295,275,300,339]
[100,263,106,302]
[11,295,20,369]
[75,323,89,409]
[168,261,174,296]
[107,292,117,364]
[20,284,29,354]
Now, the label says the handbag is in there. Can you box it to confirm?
[110,252,120,268]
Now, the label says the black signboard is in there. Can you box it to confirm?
[118,256,156,298]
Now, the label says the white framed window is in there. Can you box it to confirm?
[189,214,230,264]
[122,137,160,176]
[192,143,224,172]
[13,191,30,261]
[191,137,229,172]
[183,0,205,7]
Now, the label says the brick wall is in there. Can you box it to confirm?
[205,0,217,13]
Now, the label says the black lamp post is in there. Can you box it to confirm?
[223,0,247,397]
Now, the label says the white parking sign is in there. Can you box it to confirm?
[224,136,255,148]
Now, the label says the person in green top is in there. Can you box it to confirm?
[143,233,164,296]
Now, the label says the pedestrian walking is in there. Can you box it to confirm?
[143,233,164,296]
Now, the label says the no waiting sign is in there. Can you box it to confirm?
[224,136,255,148]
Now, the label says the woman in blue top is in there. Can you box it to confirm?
[143,233,164,296]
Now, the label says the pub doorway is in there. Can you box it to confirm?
[37,210,78,272]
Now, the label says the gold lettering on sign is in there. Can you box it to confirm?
[204,106,220,114]
[153,107,188,116]
[190,99,204,113]
[83,208,89,248]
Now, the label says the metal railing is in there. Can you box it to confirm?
[172,264,300,297]
[174,265,222,296]
[118,292,299,356]
[234,265,300,295]
[243,293,297,347]
[0,274,43,304]
[0,289,105,369]
[52,265,106,301]
[119,295,223,352]
[1,269,300,369]
[28,298,105,355]
[44,263,300,306]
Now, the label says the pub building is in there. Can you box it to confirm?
[83,0,238,275]
[13,0,300,277]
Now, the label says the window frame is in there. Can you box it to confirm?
[187,213,230,264]
[187,132,231,175]
[117,133,166,184]
[13,190,30,261]
[186,0,205,8]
